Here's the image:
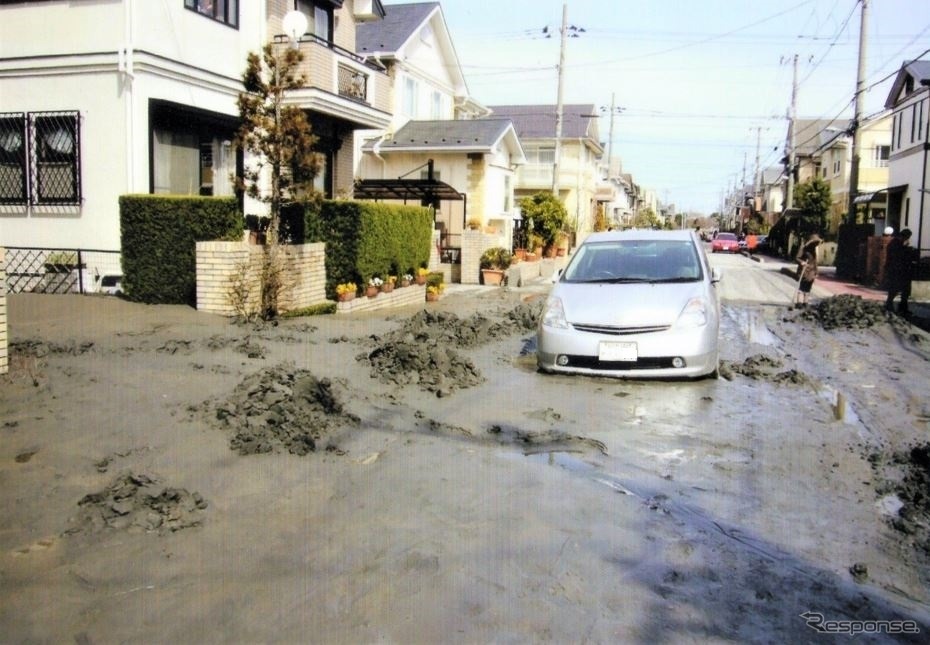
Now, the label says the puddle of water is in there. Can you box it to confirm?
[728,307,779,346]
[817,385,861,425]
[877,494,904,517]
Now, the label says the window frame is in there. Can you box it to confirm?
[0,110,81,206]
[0,113,27,205]
[183,0,239,29]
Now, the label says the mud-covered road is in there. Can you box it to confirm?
[3,254,930,642]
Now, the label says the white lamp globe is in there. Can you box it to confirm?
[282,10,308,47]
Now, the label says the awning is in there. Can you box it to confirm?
[353,178,465,202]
[853,184,907,204]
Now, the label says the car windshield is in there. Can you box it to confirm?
[562,240,703,283]
[717,233,737,241]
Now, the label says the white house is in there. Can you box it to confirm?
[884,59,930,256]
[0,0,391,262]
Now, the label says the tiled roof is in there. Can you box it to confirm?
[362,118,515,151]
[487,104,598,140]
[356,2,439,54]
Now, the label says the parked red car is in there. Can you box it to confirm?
[711,232,740,253]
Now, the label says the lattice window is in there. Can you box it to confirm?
[0,113,27,204]
[0,111,81,206]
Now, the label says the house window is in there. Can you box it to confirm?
[0,111,81,205]
[911,104,917,143]
[873,145,889,167]
[431,91,443,119]
[297,1,331,41]
[0,113,27,204]
[833,157,840,176]
[920,101,925,141]
[897,112,903,148]
[403,77,418,117]
[530,147,555,164]
[184,0,238,28]
[419,169,441,181]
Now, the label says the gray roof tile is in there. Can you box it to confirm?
[356,2,439,54]
[363,118,514,151]
[487,104,598,140]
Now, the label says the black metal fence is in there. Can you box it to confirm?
[4,247,121,295]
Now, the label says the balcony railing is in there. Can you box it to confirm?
[273,34,389,112]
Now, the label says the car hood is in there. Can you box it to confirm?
[554,281,710,327]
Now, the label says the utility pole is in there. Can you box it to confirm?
[607,91,616,178]
[753,126,762,205]
[551,3,567,195]
[846,0,869,224]
[786,54,798,210]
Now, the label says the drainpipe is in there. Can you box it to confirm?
[122,0,135,192]
[371,132,389,179]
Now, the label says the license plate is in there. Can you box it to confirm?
[599,341,637,362]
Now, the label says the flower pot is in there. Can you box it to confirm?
[337,292,356,303]
[400,279,411,288]
[513,248,527,262]
[366,285,379,298]
[426,292,440,302]
[381,283,394,293]
[544,245,557,259]
[556,247,567,257]
[481,268,506,286]
[415,275,427,285]
[525,252,539,262]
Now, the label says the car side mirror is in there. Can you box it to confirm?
[551,269,562,284]
[711,267,722,283]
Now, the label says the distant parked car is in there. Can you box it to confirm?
[537,229,720,379]
[711,232,740,253]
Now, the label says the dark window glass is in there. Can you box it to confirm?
[33,112,80,204]
[0,114,27,204]
[184,0,238,28]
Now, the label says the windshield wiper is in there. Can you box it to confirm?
[651,276,699,283]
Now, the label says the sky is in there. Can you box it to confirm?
[415,0,930,215]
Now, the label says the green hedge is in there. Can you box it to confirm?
[306,200,432,299]
[120,195,242,305]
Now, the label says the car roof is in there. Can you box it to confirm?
[582,229,698,244]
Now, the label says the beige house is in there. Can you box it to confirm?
[487,105,604,237]
[353,2,523,282]
[784,116,891,232]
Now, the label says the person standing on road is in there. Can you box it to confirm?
[884,228,916,315]
[795,234,822,309]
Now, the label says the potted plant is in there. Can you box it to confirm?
[520,192,567,258]
[466,216,482,231]
[480,246,512,286]
[426,284,444,302]
[382,275,397,293]
[525,233,544,262]
[400,273,414,288]
[366,276,383,298]
[335,282,357,302]
[415,267,429,285]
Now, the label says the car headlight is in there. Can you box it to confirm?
[676,297,707,328]
[542,296,570,329]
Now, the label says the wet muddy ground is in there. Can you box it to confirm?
[2,289,930,642]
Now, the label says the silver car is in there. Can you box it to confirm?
[537,229,720,379]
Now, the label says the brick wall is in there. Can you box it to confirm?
[336,284,426,314]
[196,241,327,317]
[460,229,509,285]
[0,248,7,375]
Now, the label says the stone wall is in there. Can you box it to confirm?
[336,284,426,314]
[196,241,327,317]
[0,248,7,375]
[460,229,509,285]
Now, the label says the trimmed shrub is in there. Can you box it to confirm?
[120,195,242,305]
[305,200,432,299]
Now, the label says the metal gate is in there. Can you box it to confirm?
[4,247,122,294]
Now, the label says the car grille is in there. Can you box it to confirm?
[565,356,677,370]
[571,322,670,335]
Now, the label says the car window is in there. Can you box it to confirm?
[563,240,702,282]
[717,233,737,241]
